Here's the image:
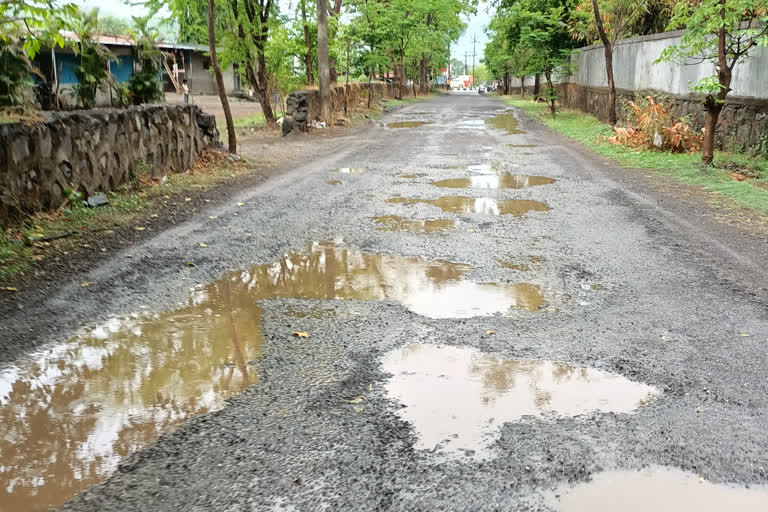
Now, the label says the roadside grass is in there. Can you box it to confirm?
[0,153,249,283]
[503,95,768,213]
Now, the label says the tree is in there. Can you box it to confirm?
[300,0,314,85]
[658,0,768,165]
[208,0,236,153]
[317,0,331,121]
[450,57,465,75]
[68,8,116,108]
[127,16,164,105]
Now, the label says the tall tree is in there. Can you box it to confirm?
[208,0,236,153]
[300,0,314,85]
[317,0,331,121]
[658,0,768,165]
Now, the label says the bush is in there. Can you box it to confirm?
[603,96,702,153]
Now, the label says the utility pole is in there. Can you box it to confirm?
[464,51,467,79]
[472,34,477,89]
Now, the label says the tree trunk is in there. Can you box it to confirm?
[534,74,540,101]
[316,0,331,122]
[701,2,732,165]
[520,77,525,97]
[411,60,417,97]
[545,71,556,118]
[702,99,722,165]
[208,0,236,153]
[591,0,616,125]
[248,55,277,128]
[503,70,510,95]
[301,0,314,85]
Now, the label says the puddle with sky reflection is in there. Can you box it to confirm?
[432,174,555,189]
[387,196,551,216]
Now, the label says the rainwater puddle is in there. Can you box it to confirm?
[387,196,551,216]
[327,180,342,185]
[387,121,434,129]
[486,113,526,134]
[498,255,546,272]
[0,241,560,509]
[0,282,263,510]
[331,167,365,174]
[372,215,454,233]
[508,144,537,148]
[553,466,768,512]
[432,174,555,189]
[383,345,658,458]
[400,174,419,179]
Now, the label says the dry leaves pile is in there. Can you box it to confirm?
[602,97,702,153]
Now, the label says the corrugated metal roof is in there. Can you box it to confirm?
[58,31,210,52]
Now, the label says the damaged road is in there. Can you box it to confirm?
[3,93,768,511]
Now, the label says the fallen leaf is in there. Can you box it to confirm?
[237,202,245,206]
[5,287,18,292]
[185,197,192,202]
[31,255,45,261]
[204,199,211,203]
[344,396,365,404]
[135,227,146,231]
[163,195,170,199]
[208,216,217,219]
[199,242,208,248]
[740,333,750,337]
[150,214,159,218]
[292,331,309,338]
[185,262,196,267]
[486,330,496,335]
[80,282,94,288]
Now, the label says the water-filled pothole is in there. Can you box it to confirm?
[486,113,526,134]
[432,174,555,189]
[0,241,561,508]
[327,180,342,185]
[387,121,434,129]
[400,174,419,179]
[552,466,768,511]
[372,215,454,233]
[331,167,365,173]
[387,196,551,216]
[383,344,658,458]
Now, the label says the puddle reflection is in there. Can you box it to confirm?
[383,344,658,457]
[554,467,768,512]
[486,113,526,134]
[387,196,551,216]
[432,175,555,189]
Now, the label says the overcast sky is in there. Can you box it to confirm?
[75,0,492,61]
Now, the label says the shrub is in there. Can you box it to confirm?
[603,96,702,153]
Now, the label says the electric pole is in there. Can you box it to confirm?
[472,34,477,89]
[464,51,467,80]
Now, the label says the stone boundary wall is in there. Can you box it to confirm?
[510,30,768,146]
[284,82,395,134]
[0,104,218,223]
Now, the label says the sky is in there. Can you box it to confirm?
[76,0,493,62]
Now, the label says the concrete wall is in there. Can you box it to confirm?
[0,105,219,223]
[509,31,768,146]
[186,53,236,96]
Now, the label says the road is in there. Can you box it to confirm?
[4,93,768,511]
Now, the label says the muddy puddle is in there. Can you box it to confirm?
[327,180,342,185]
[400,174,419,179]
[387,121,434,129]
[553,466,768,511]
[0,241,567,509]
[432,174,555,189]
[486,112,526,134]
[387,196,551,216]
[383,344,658,457]
[372,215,454,233]
[0,281,263,510]
[331,167,365,174]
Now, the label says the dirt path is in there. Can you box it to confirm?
[3,94,768,512]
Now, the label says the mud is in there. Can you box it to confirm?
[387,121,434,129]
[387,196,551,216]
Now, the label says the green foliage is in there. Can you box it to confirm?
[68,8,116,109]
[127,16,164,105]
[0,39,32,106]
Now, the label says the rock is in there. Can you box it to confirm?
[282,116,295,137]
[336,117,351,127]
[87,193,109,208]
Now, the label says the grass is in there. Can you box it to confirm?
[503,95,768,214]
[0,154,250,283]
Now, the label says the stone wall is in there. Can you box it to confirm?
[283,82,394,134]
[0,104,218,223]
[509,30,768,147]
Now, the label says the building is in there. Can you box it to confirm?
[33,33,238,108]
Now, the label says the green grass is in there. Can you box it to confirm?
[503,95,768,213]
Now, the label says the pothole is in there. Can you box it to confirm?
[383,344,658,458]
[327,180,342,185]
[371,215,454,233]
[387,196,551,215]
[552,466,768,511]
[432,174,555,189]
[400,174,419,179]
[387,121,434,129]
[486,112,526,134]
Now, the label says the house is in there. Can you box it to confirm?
[33,33,239,108]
